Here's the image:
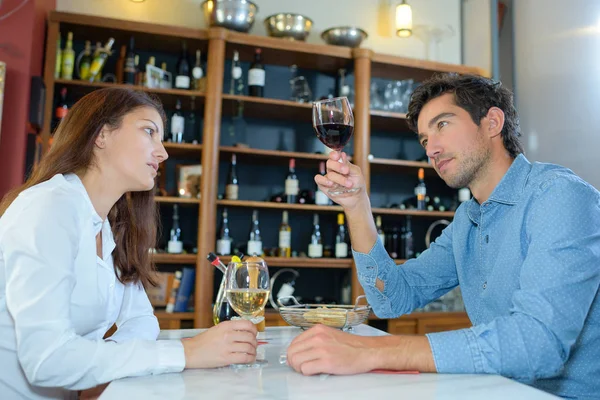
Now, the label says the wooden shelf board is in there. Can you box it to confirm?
[49,11,208,56]
[54,79,205,111]
[225,30,352,73]
[219,256,352,269]
[155,196,200,205]
[371,207,454,218]
[368,157,439,177]
[220,145,344,168]
[151,253,197,264]
[371,53,489,81]
[217,199,344,213]
[370,109,411,131]
[163,142,202,158]
[154,311,195,320]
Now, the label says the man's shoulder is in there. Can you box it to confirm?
[526,161,599,198]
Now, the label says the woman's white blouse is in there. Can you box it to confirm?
[0,174,185,399]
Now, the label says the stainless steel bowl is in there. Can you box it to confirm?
[264,13,313,41]
[201,0,258,33]
[321,26,368,48]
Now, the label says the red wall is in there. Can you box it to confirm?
[0,0,56,197]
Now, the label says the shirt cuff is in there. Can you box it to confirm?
[352,238,390,285]
[153,339,186,374]
[426,328,483,374]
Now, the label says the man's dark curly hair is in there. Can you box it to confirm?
[406,73,524,158]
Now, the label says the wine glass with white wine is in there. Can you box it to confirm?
[225,259,270,368]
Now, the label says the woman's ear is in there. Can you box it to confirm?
[95,128,108,149]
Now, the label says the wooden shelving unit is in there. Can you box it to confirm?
[42,11,486,329]
[220,145,332,168]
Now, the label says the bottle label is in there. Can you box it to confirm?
[175,75,190,89]
[216,239,231,255]
[247,240,262,256]
[315,190,330,205]
[308,243,323,258]
[415,186,427,197]
[192,67,203,79]
[232,66,242,80]
[167,240,183,254]
[279,231,291,248]
[225,184,239,200]
[285,178,299,196]
[335,242,348,258]
[378,233,386,246]
[248,69,265,86]
[171,115,185,134]
[55,107,68,119]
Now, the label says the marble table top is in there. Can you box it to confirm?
[100,325,558,399]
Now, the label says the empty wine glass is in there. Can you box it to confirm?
[312,96,358,195]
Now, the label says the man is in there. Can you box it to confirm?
[286,74,600,399]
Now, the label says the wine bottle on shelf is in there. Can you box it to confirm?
[248,48,265,97]
[389,225,400,259]
[55,33,62,79]
[53,87,69,131]
[229,50,244,95]
[308,214,323,258]
[403,216,414,259]
[124,36,136,85]
[61,31,75,80]
[247,210,263,257]
[115,45,126,83]
[192,50,204,91]
[167,205,183,254]
[161,62,171,89]
[315,161,331,205]
[134,55,143,85]
[225,154,239,200]
[415,168,427,210]
[170,99,185,143]
[216,208,232,255]
[88,38,115,82]
[285,158,299,204]
[278,211,292,258]
[78,41,92,80]
[335,213,348,258]
[336,68,351,98]
[175,40,191,89]
[376,215,385,247]
[188,97,199,144]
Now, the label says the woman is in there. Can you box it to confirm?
[0,88,257,399]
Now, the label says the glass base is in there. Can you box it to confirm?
[229,359,268,369]
[328,185,359,196]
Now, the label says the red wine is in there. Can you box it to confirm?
[314,123,354,151]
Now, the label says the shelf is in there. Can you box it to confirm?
[155,196,200,205]
[54,79,205,111]
[151,253,197,264]
[222,94,312,122]
[219,256,352,269]
[225,30,352,74]
[154,311,195,320]
[50,11,208,56]
[369,157,438,177]
[372,207,454,218]
[164,142,202,158]
[370,109,411,131]
[220,146,343,168]
[371,53,489,81]
[217,199,344,213]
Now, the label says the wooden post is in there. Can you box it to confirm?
[41,19,59,156]
[351,48,373,302]
[195,28,227,328]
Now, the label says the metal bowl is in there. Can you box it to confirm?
[321,26,368,48]
[200,0,258,33]
[264,13,313,41]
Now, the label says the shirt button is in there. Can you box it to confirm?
[483,282,487,289]
[485,235,489,243]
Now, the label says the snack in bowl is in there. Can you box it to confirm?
[302,307,348,328]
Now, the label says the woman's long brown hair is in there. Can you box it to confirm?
[0,87,167,288]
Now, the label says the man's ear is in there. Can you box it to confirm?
[485,107,505,139]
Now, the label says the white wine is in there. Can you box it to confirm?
[227,288,269,318]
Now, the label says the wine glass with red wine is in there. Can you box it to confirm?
[312,96,358,195]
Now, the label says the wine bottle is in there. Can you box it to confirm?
[225,154,239,200]
[192,50,204,91]
[415,168,427,210]
[161,62,171,89]
[247,210,263,257]
[216,208,232,255]
[167,204,183,254]
[389,225,400,259]
[308,214,323,258]
[79,41,92,80]
[175,40,190,89]
[53,87,68,131]
[229,50,244,95]
[115,45,126,83]
[403,216,414,259]
[61,31,75,80]
[285,158,299,204]
[55,33,62,79]
[170,99,185,143]
[88,38,115,82]
[248,48,265,97]
[124,36,136,85]
[188,97,199,144]
[315,161,331,205]
[335,213,348,258]
[278,211,292,258]
[376,215,385,247]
